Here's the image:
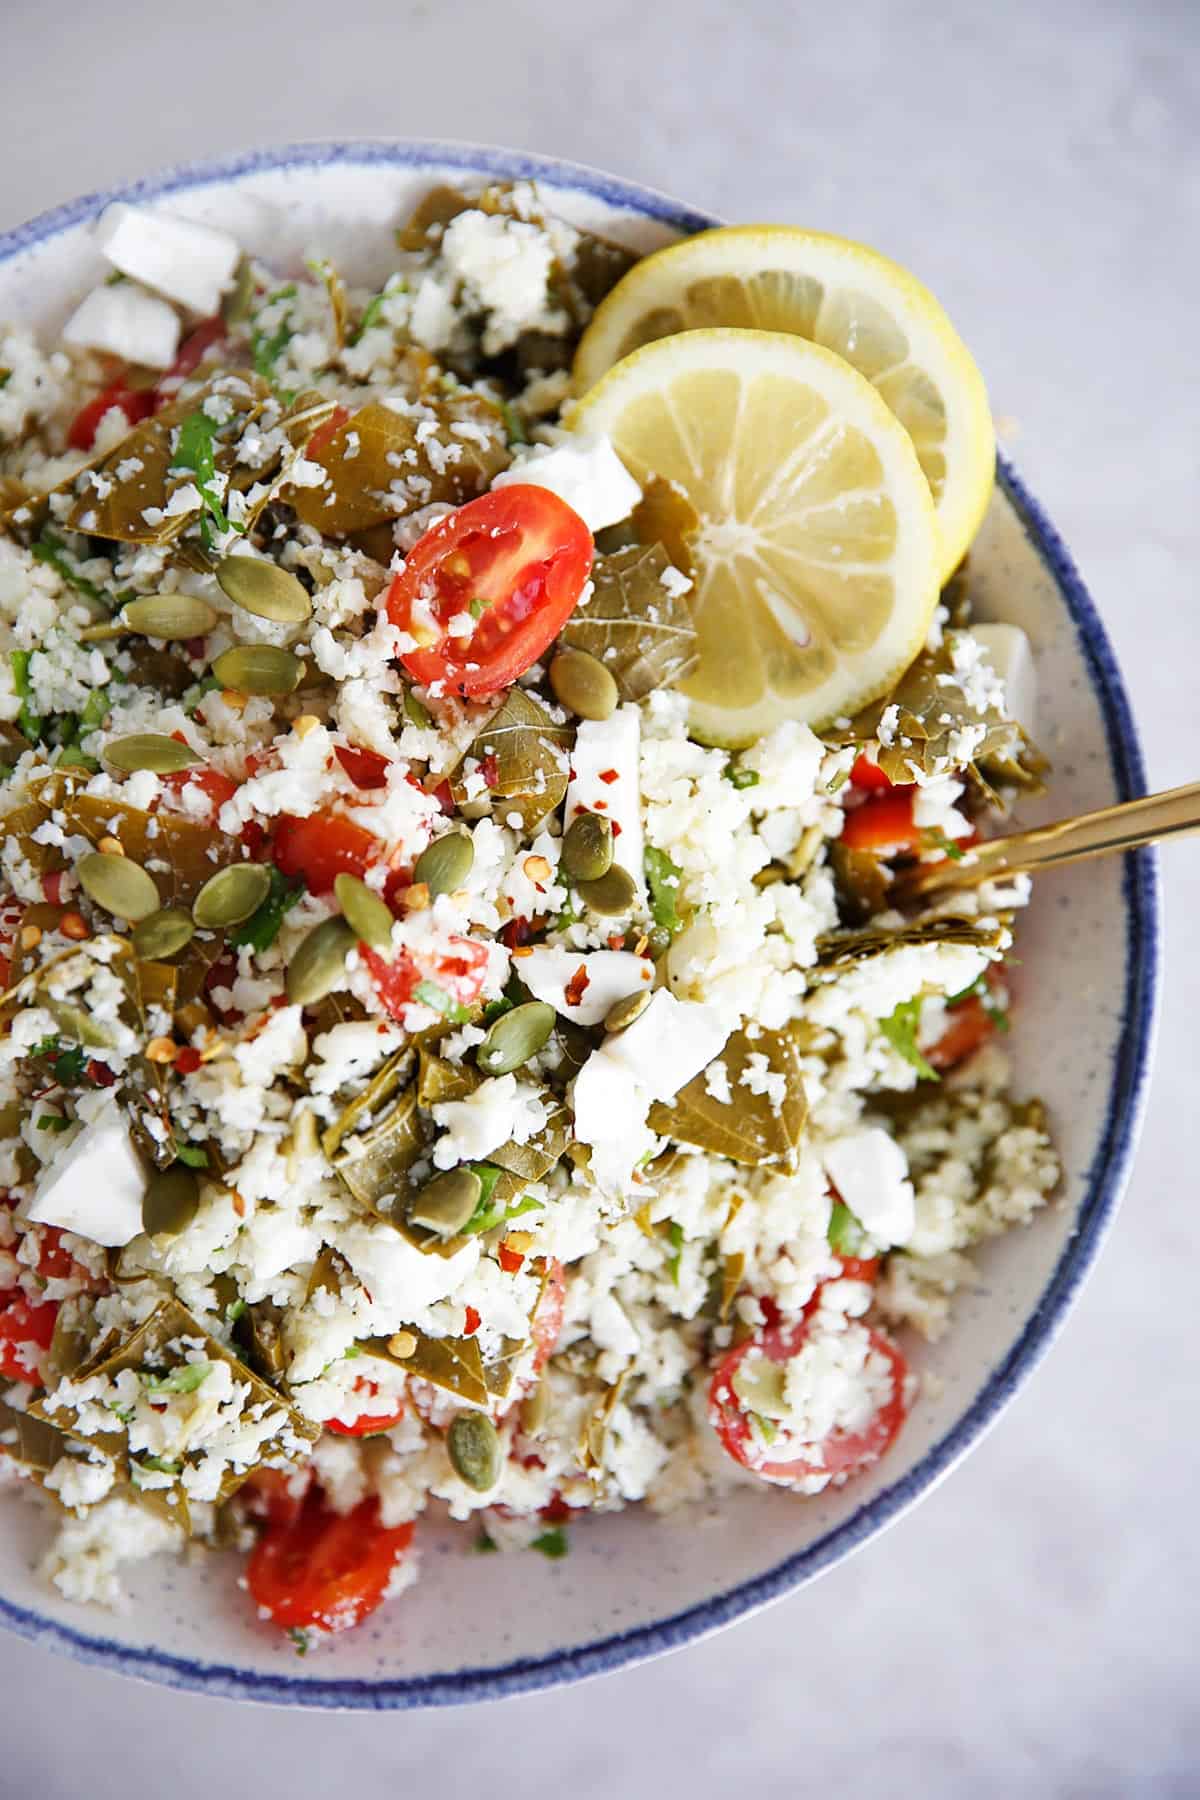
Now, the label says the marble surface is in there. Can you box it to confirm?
[1,0,1197,1792]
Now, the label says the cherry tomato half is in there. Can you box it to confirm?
[326,1377,406,1438]
[927,995,994,1072]
[709,1313,909,1488]
[839,787,921,856]
[850,752,896,792]
[387,486,593,698]
[152,317,226,410]
[273,812,380,895]
[334,744,390,791]
[0,1291,58,1383]
[246,1494,413,1635]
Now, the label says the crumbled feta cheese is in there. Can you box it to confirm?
[432,1075,549,1169]
[519,947,654,1027]
[493,436,642,533]
[565,704,645,898]
[824,1126,916,1247]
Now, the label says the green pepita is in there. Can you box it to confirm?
[142,1163,200,1239]
[519,1381,549,1437]
[193,862,273,930]
[216,555,312,625]
[413,831,474,897]
[446,1409,502,1492]
[76,850,160,922]
[549,648,619,721]
[576,862,637,917]
[211,644,304,696]
[43,997,117,1050]
[104,733,201,775]
[407,1167,482,1238]
[604,988,652,1034]
[121,594,220,640]
[333,873,395,951]
[132,908,196,961]
[561,811,613,884]
[476,1001,555,1076]
[286,916,355,1006]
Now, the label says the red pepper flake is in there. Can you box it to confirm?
[231,1190,246,1219]
[598,769,619,785]
[606,934,625,951]
[592,799,608,811]
[432,779,454,815]
[497,1244,525,1275]
[563,964,590,1009]
[85,1060,117,1089]
[40,871,66,907]
[610,820,622,837]
[480,754,500,789]
[463,1305,481,1335]
[500,917,533,950]
[175,1047,202,1076]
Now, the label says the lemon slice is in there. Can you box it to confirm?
[568,328,940,746]
[574,226,994,580]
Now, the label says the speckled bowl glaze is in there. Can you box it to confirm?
[0,141,1159,1707]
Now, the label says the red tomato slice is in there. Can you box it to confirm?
[709,1314,909,1488]
[152,317,225,410]
[831,1255,881,1286]
[247,1494,414,1635]
[387,486,593,698]
[530,1259,566,1378]
[159,764,239,825]
[926,995,994,1071]
[0,1291,58,1383]
[67,384,154,453]
[325,1377,406,1438]
[273,812,380,894]
[839,787,921,856]
[360,935,489,1023]
[850,752,897,792]
[240,1465,312,1530]
[334,744,390,790]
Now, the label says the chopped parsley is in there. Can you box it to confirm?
[947,972,1010,1033]
[644,845,683,935]
[224,1298,247,1324]
[170,410,234,547]
[136,1454,182,1476]
[32,1038,89,1086]
[230,866,305,953]
[878,995,939,1082]
[413,979,471,1022]
[666,1220,685,1285]
[530,1527,568,1560]
[350,288,392,345]
[173,1141,210,1169]
[923,830,966,862]
[31,529,123,614]
[143,1362,212,1396]
[724,762,760,790]
[287,1627,311,1656]
[461,1165,541,1237]
[499,400,528,446]
[10,650,41,743]
[35,1114,72,1133]
[828,1199,868,1257]
[251,283,297,385]
[402,687,431,729]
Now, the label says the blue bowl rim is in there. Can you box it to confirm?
[0,137,1160,1709]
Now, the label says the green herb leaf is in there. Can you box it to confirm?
[36,1114,72,1133]
[32,530,124,616]
[461,1162,541,1238]
[10,650,42,743]
[498,400,528,446]
[413,979,471,1023]
[136,1453,182,1475]
[878,997,939,1082]
[182,674,222,716]
[287,1627,310,1656]
[173,1141,209,1169]
[666,1220,685,1285]
[644,845,683,936]
[531,1527,568,1559]
[402,687,431,729]
[230,865,305,953]
[143,1361,212,1396]
[251,284,297,383]
[828,1200,867,1257]
[170,411,232,542]
[724,763,760,790]
[923,830,965,862]
[224,1298,246,1324]
[350,289,390,345]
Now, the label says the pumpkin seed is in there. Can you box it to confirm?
[211,644,304,696]
[446,1409,502,1491]
[216,555,312,625]
[104,733,201,775]
[520,1380,549,1437]
[77,850,160,922]
[604,988,652,1034]
[561,811,613,884]
[413,831,474,897]
[121,594,219,640]
[476,1001,555,1076]
[142,1163,200,1239]
[549,648,619,721]
[286,916,355,1006]
[193,862,273,930]
[576,863,637,917]
[132,908,196,961]
[43,996,117,1050]
[333,872,395,951]
[407,1167,482,1238]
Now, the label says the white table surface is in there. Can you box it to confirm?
[2,1,1198,1792]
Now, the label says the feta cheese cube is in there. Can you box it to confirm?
[519,947,654,1027]
[62,284,181,370]
[600,990,730,1103]
[493,437,642,533]
[565,705,645,898]
[23,1118,145,1248]
[972,623,1038,738]
[571,1051,656,1194]
[823,1126,915,1247]
[94,203,240,317]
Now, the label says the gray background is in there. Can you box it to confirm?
[2,1,1198,1793]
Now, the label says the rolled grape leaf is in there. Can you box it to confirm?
[560,543,698,702]
[362,1328,489,1407]
[320,1048,410,1160]
[815,916,1004,971]
[330,1085,425,1210]
[451,687,573,832]
[488,1093,569,1181]
[648,1027,807,1169]
[64,791,239,907]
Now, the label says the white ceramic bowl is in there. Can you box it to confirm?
[0,141,1159,1708]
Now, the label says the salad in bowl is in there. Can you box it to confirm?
[0,169,1063,1652]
